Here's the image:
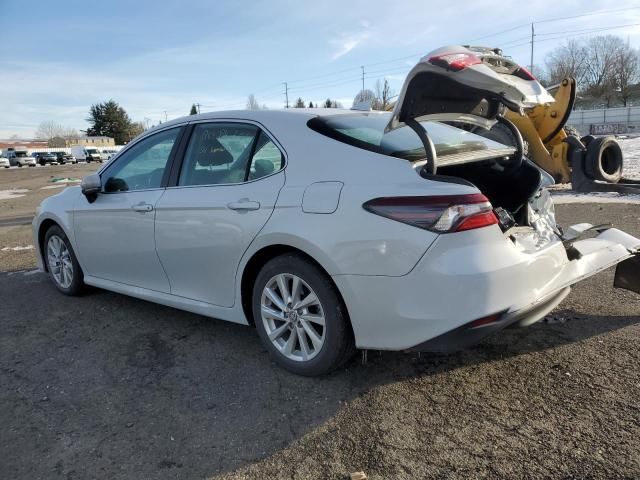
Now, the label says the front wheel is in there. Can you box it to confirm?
[44,225,84,295]
[17,163,22,167]
[252,253,354,376]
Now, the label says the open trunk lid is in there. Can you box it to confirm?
[386,45,554,133]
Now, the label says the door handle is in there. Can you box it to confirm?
[227,199,260,211]
[131,203,154,213]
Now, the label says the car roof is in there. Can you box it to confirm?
[144,108,368,133]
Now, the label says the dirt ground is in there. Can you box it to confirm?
[0,164,639,479]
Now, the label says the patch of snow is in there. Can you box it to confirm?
[0,245,34,251]
[552,192,640,204]
[619,137,640,180]
[40,184,68,190]
[0,189,29,200]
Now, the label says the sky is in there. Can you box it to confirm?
[1,0,639,138]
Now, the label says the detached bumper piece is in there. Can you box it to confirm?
[614,254,640,295]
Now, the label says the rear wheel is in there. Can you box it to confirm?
[44,225,84,296]
[252,253,354,376]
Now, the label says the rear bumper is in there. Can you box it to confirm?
[333,225,640,351]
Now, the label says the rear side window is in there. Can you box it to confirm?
[179,123,284,187]
[307,113,510,163]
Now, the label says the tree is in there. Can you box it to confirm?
[86,100,135,144]
[190,104,198,115]
[582,36,623,106]
[545,39,589,86]
[323,98,333,108]
[308,101,314,108]
[294,97,305,108]
[353,89,376,108]
[613,42,640,107]
[48,137,66,148]
[374,79,395,110]
[35,121,66,140]
[331,100,343,108]
[129,122,146,141]
[246,94,261,110]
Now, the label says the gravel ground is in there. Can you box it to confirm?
[0,203,639,480]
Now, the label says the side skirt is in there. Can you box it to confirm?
[83,275,248,325]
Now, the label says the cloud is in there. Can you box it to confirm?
[329,29,370,61]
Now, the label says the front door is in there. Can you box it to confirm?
[74,126,183,292]
[155,122,285,307]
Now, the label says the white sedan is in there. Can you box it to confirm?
[32,106,640,375]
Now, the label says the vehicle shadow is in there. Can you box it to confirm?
[1,272,638,479]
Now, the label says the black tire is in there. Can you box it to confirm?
[43,225,85,296]
[17,163,22,168]
[252,253,354,376]
[580,135,596,148]
[584,136,624,183]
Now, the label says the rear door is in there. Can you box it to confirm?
[155,121,285,307]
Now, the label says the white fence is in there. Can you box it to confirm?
[568,106,640,135]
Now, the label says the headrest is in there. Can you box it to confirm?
[253,159,274,177]
[194,134,233,167]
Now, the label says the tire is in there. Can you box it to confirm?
[252,253,354,376]
[17,162,22,167]
[43,225,84,296]
[580,135,596,148]
[584,136,624,183]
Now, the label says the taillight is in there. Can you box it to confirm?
[363,193,498,233]
[428,52,481,72]
[513,66,536,81]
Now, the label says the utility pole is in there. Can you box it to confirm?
[530,23,535,72]
[361,66,365,93]
[283,82,289,109]
[196,103,201,114]
[163,111,168,122]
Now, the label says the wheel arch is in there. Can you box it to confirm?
[239,244,353,338]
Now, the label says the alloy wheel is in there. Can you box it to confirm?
[47,235,73,289]
[260,273,326,362]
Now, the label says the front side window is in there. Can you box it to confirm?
[102,127,180,193]
[179,123,284,187]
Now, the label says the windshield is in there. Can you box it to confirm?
[16,152,28,157]
[86,148,98,154]
[308,112,510,163]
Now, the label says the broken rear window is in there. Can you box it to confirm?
[307,112,513,166]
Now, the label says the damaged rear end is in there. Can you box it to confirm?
[313,46,640,351]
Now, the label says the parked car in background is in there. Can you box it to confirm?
[32,109,640,375]
[36,152,59,166]
[70,146,102,163]
[99,149,118,162]
[55,151,76,164]
[0,156,10,168]
[5,148,36,167]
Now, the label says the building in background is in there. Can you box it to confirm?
[72,136,115,147]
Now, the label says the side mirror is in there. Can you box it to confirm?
[81,173,101,203]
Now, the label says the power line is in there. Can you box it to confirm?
[506,22,640,49]
[466,6,640,44]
